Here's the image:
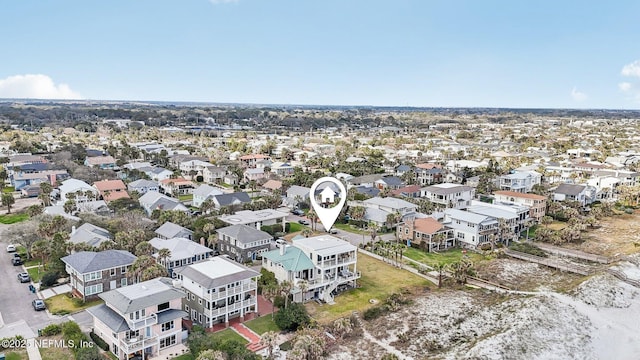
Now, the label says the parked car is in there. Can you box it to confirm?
[32,299,46,311]
[298,219,309,225]
[328,228,339,234]
[17,272,31,283]
[292,209,304,216]
[12,257,23,266]
[6,244,16,253]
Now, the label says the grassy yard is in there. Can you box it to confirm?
[27,266,44,283]
[44,293,104,315]
[2,186,16,193]
[0,212,29,224]
[3,350,28,360]
[333,223,368,235]
[39,336,74,360]
[244,315,280,335]
[305,253,431,323]
[24,258,42,267]
[172,354,195,360]
[287,222,303,233]
[403,247,487,267]
[547,221,568,231]
[209,329,248,345]
[178,194,193,202]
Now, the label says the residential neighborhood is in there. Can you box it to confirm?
[1,104,640,360]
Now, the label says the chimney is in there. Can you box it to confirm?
[279,244,286,256]
[71,225,76,235]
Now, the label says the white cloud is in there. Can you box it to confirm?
[209,0,239,4]
[618,82,632,92]
[621,60,640,78]
[0,74,82,99]
[570,87,587,102]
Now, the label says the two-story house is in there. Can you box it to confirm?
[414,163,443,185]
[69,223,114,249]
[442,208,498,248]
[155,222,193,241]
[421,183,475,210]
[211,192,252,210]
[218,209,288,231]
[58,178,99,204]
[127,179,159,195]
[87,277,187,360]
[149,237,214,277]
[396,217,455,252]
[93,179,130,203]
[159,178,195,196]
[498,171,542,193]
[262,235,360,304]
[239,154,271,168]
[494,190,547,222]
[192,184,223,208]
[466,200,530,244]
[553,183,593,206]
[174,256,260,328]
[138,191,190,216]
[62,250,137,301]
[216,224,273,262]
[202,166,227,184]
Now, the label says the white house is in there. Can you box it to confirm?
[421,183,475,209]
[442,208,498,248]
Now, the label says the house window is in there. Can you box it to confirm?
[121,266,127,274]
[158,302,170,312]
[121,278,127,287]
[159,335,176,349]
[85,284,103,295]
[161,321,174,332]
[110,268,116,277]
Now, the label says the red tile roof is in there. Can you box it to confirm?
[413,218,444,234]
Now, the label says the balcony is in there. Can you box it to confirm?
[128,313,157,331]
[303,271,361,287]
[316,256,357,269]
[206,283,257,301]
[120,334,158,354]
[205,298,257,318]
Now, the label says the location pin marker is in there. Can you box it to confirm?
[309,176,347,233]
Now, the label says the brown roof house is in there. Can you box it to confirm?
[94,179,130,203]
[397,217,455,252]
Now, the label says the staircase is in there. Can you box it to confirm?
[229,322,266,352]
[322,280,340,304]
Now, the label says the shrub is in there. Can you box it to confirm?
[41,324,62,336]
[363,306,385,321]
[75,344,101,360]
[89,331,108,351]
[510,242,548,258]
[274,303,310,331]
[41,271,60,287]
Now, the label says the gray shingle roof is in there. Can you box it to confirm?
[61,250,137,274]
[555,183,586,196]
[155,222,193,239]
[214,192,251,206]
[86,303,131,332]
[149,237,212,261]
[156,308,188,324]
[215,224,272,244]
[69,223,113,247]
[99,277,185,314]
[174,257,259,290]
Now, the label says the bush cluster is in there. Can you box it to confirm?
[41,270,60,287]
[41,323,62,336]
[89,331,109,351]
[274,303,310,331]
[61,321,101,360]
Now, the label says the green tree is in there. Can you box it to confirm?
[1,193,15,213]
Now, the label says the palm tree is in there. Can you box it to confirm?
[263,284,278,319]
[297,280,309,303]
[433,262,446,288]
[39,182,53,206]
[129,255,168,283]
[291,328,326,360]
[368,222,379,245]
[135,241,154,256]
[157,248,172,268]
[1,193,15,213]
[279,281,293,309]
[301,229,313,238]
[332,317,353,339]
[307,208,318,231]
[259,331,279,360]
[195,349,227,360]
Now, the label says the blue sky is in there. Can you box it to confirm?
[1,0,640,109]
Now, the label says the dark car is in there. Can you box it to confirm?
[32,299,46,311]
[17,272,31,283]
[292,209,304,216]
[298,219,309,225]
[13,253,21,259]
[12,257,23,266]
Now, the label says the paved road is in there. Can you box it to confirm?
[285,213,394,247]
[0,235,53,335]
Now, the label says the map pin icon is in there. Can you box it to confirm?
[309,176,347,232]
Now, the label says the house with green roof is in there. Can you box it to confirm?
[262,235,360,304]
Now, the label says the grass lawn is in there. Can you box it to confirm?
[178,194,193,202]
[44,293,104,315]
[209,329,248,345]
[24,258,42,267]
[287,222,303,233]
[39,336,74,360]
[333,223,368,235]
[244,315,280,335]
[27,266,44,283]
[2,186,15,193]
[403,247,486,267]
[0,212,29,224]
[305,253,431,324]
[172,354,195,360]
[4,350,28,360]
